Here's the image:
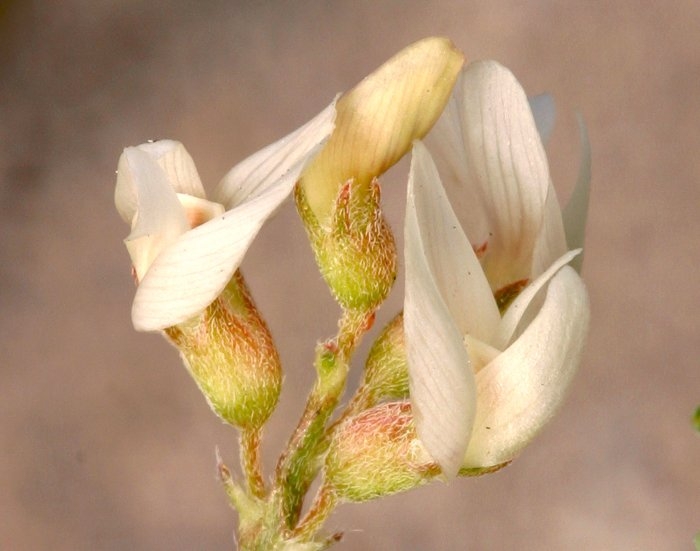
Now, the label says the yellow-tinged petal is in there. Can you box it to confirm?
[300,37,464,225]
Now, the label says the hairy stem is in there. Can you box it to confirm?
[241,428,266,499]
[274,309,374,529]
[291,483,339,542]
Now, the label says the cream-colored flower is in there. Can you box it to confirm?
[114,102,335,331]
[404,61,591,476]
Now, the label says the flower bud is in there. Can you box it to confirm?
[299,37,464,225]
[325,402,437,502]
[165,271,281,430]
[297,37,464,311]
[359,313,409,406]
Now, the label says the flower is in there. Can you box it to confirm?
[114,101,335,331]
[403,60,591,477]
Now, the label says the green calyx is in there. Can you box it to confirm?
[325,402,438,502]
[358,313,409,408]
[166,272,282,430]
[295,179,397,312]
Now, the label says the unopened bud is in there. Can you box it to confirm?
[297,37,463,311]
[299,37,464,225]
[325,402,437,502]
[165,271,281,430]
[360,313,409,406]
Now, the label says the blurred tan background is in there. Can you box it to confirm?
[1,1,698,550]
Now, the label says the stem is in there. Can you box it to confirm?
[274,309,373,528]
[291,483,339,542]
[241,428,266,498]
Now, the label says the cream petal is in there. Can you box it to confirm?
[404,146,478,477]
[300,37,464,224]
[563,114,591,272]
[175,194,226,229]
[214,99,337,209]
[528,93,556,145]
[115,152,138,224]
[464,266,590,467]
[493,249,581,350]
[115,141,205,225]
[530,181,568,278]
[131,167,302,331]
[456,61,551,290]
[117,147,189,281]
[423,72,490,247]
[409,142,500,341]
[135,140,206,199]
[463,334,500,374]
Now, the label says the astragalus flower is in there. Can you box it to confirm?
[114,102,335,331]
[404,60,591,477]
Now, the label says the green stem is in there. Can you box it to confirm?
[241,428,266,499]
[274,309,373,528]
[291,482,339,542]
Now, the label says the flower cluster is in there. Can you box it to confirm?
[115,37,590,549]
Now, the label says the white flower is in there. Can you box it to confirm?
[115,101,335,331]
[403,61,591,477]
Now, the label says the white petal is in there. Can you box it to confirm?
[117,148,189,280]
[463,334,500,374]
[423,72,490,247]
[493,249,581,350]
[115,153,138,225]
[175,194,226,229]
[132,164,303,331]
[455,61,551,290]
[464,266,589,467]
[115,141,205,225]
[563,114,591,272]
[530,181,568,279]
[410,142,500,342]
[528,93,556,145]
[404,146,477,477]
[135,140,206,198]
[214,100,337,209]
